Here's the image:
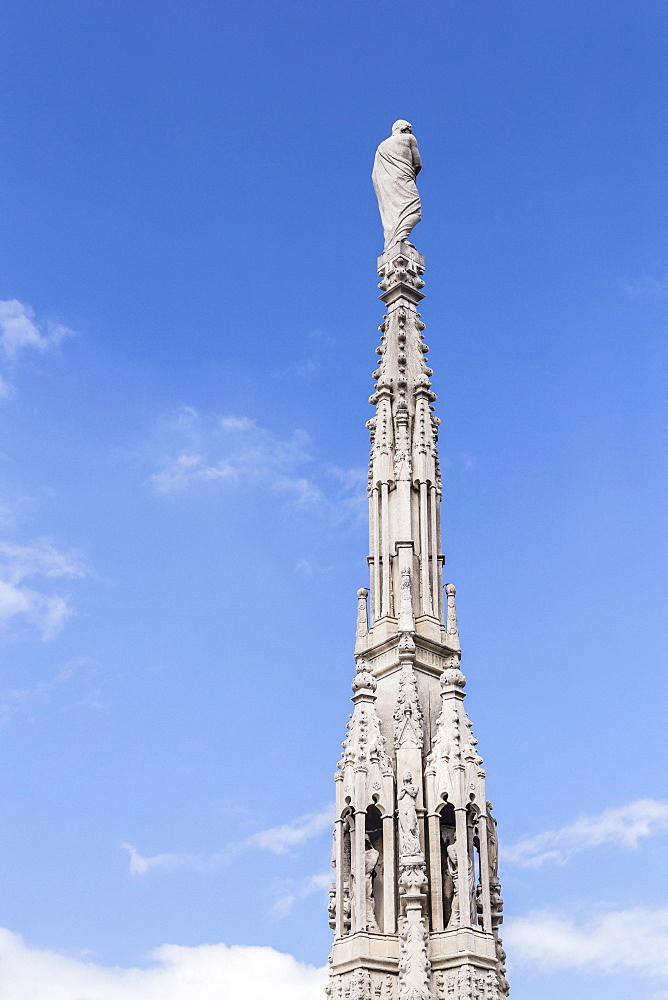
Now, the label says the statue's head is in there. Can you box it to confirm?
[403,771,412,784]
[392,120,412,135]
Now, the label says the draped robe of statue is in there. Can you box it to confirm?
[372,122,422,250]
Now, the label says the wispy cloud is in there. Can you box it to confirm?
[0,537,88,640]
[0,928,327,1000]
[0,299,73,395]
[503,799,668,867]
[505,906,668,980]
[246,807,333,855]
[148,407,320,503]
[146,407,364,519]
[271,359,321,379]
[122,806,334,877]
[120,843,198,876]
[0,659,93,727]
[270,872,331,920]
[622,269,668,300]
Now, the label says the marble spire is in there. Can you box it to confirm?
[325,132,509,1000]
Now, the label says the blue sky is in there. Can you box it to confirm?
[1,2,667,997]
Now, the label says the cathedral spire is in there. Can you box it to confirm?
[326,127,509,1000]
[365,243,444,641]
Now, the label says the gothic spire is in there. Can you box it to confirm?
[326,124,508,1000]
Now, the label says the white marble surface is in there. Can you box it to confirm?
[372,121,422,250]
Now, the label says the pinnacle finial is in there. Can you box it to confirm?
[445,583,460,649]
[356,588,369,639]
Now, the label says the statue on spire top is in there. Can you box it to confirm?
[372,120,422,251]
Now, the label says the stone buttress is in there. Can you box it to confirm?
[326,243,509,1000]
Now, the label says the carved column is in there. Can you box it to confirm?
[382,809,396,934]
[398,859,434,1000]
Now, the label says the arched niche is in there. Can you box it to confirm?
[466,802,482,927]
[340,808,353,935]
[438,800,456,928]
[364,804,384,932]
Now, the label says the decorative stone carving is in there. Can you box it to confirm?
[490,880,503,932]
[328,881,337,929]
[326,970,397,1000]
[357,588,369,638]
[394,575,424,750]
[433,966,504,1000]
[397,909,434,1000]
[427,660,485,803]
[394,667,423,748]
[494,941,510,997]
[377,250,425,297]
[337,655,393,821]
[398,850,434,1000]
[394,405,412,481]
[372,121,422,251]
[398,567,415,634]
[445,584,460,646]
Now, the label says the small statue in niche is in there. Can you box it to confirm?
[440,825,456,927]
[364,835,381,932]
[446,840,460,927]
[446,836,476,927]
[328,882,336,929]
[341,879,352,932]
[468,815,480,925]
[490,880,504,925]
[486,801,499,878]
[350,837,380,933]
[398,771,421,857]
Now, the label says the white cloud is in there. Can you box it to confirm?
[247,807,334,855]
[622,270,668,299]
[0,538,87,640]
[149,451,237,492]
[0,662,81,727]
[146,408,365,520]
[0,300,73,395]
[505,906,668,980]
[270,872,332,920]
[271,359,321,379]
[123,806,334,876]
[120,843,198,876]
[0,928,327,1000]
[503,799,668,867]
[148,408,321,503]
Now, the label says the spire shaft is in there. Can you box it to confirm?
[326,241,509,1000]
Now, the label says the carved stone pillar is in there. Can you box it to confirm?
[398,860,434,1000]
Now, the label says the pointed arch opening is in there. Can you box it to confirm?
[439,800,456,929]
[341,808,353,936]
[364,804,384,932]
[467,803,482,928]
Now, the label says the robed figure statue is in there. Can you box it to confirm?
[372,120,422,251]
